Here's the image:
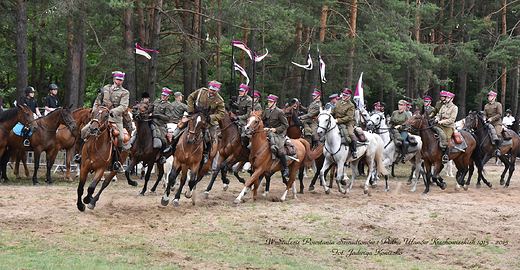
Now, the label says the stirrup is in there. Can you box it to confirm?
[23,139,30,147]
[495,149,501,156]
[442,154,449,163]
[73,154,82,164]
[159,156,166,164]
[351,151,358,159]
[401,156,406,163]
[282,168,289,178]
[202,154,208,164]
[112,161,122,171]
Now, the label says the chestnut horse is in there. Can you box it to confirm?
[0,105,37,183]
[3,106,76,185]
[124,102,165,196]
[233,110,312,203]
[76,105,137,211]
[161,106,211,207]
[402,110,476,195]
[464,111,519,188]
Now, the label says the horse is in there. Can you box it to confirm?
[76,105,137,212]
[2,106,76,185]
[0,105,38,183]
[402,110,476,195]
[233,110,313,204]
[282,98,303,139]
[203,111,249,198]
[161,106,211,207]
[124,102,165,196]
[366,112,424,192]
[316,108,388,195]
[463,111,519,188]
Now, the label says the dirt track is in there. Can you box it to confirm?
[1,162,519,269]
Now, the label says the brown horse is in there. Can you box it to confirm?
[464,111,520,188]
[124,102,165,196]
[3,106,76,185]
[402,110,476,195]
[161,106,211,207]
[203,111,249,197]
[0,105,38,183]
[233,110,313,203]
[282,99,303,139]
[76,105,136,212]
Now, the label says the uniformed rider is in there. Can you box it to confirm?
[389,100,410,163]
[300,89,322,143]
[423,95,434,116]
[253,91,263,112]
[148,87,175,164]
[434,91,458,163]
[429,91,447,118]
[331,88,358,158]
[171,91,188,123]
[231,84,253,126]
[76,71,130,171]
[324,94,338,110]
[483,91,502,156]
[262,94,290,177]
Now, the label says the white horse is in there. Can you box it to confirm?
[366,113,424,192]
[316,108,388,194]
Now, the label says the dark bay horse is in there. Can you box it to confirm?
[282,99,303,139]
[76,105,137,211]
[0,105,37,182]
[124,102,165,196]
[203,111,249,198]
[402,110,476,195]
[162,107,210,207]
[3,106,76,185]
[233,111,312,203]
[464,111,519,188]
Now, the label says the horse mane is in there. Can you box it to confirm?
[73,107,90,113]
[0,107,20,123]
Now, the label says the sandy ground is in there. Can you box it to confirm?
[1,162,519,269]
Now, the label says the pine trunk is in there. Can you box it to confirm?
[15,0,28,98]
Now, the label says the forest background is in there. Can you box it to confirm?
[1,0,519,119]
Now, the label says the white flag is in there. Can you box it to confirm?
[233,60,250,86]
[319,55,327,83]
[292,53,313,70]
[135,48,151,59]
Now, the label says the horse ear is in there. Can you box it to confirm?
[68,104,73,109]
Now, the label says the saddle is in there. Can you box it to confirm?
[284,139,296,156]
[353,127,367,142]
[448,131,468,153]
[13,122,33,137]
[406,134,418,146]
[502,129,513,141]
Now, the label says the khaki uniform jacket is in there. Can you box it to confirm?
[93,84,129,123]
[187,88,225,126]
[300,100,322,123]
[483,101,503,126]
[262,107,289,136]
[331,99,355,125]
[389,110,410,131]
[149,99,174,125]
[236,95,253,122]
[253,101,262,112]
[429,100,443,117]
[171,100,188,123]
[437,102,458,128]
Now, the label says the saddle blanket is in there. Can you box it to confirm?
[13,122,33,137]
[449,136,467,153]
[502,139,512,147]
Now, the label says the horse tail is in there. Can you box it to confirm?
[299,140,323,168]
[374,137,388,176]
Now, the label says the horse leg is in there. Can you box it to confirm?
[319,158,332,194]
[204,164,221,198]
[83,169,104,205]
[407,166,415,185]
[281,166,297,202]
[347,162,357,194]
[13,151,21,179]
[422,162,433,195]
[65,147,74,182]
[45,150,59,185]
[150,163,164,193]
[139,162,154,196]
[262,174,270,197]
[77,166,89,211]
[499,155,510,186]
[185,170,198,206]
[124,159,139,187]
[391,163,396,178]
[504,156,515,188]
[298,167,305,194]
[234,170,263,204]
[172,168,188,207]
[410,160,422,193]
[88,169,116,210]
[337,161,348,195]
[161,165,179,206]
[31,151,41,186]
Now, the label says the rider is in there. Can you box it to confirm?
[379,102,386,117]
[389,100,410,163]
[76,71,129,171]
[429,91,447,118]
[503,109,514,129]
[148,87,175,164]
[483,91,502,156]
[262,94,290,177]
[423,95,434,116]
[44,84,60,116]
[186,80,226,164]
[140,92,150,105]
[171,91,188,123]
[253,91,263,111]
[331,88,357,158]
[19,86,42,147]
[370,102,381,116]
[231,84,253,126]
[435,91,458,163]
[324,93,338,110]
[300,89,322,144]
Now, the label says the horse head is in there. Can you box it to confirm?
[89,104,113,136]
[60,105,77,132]
[132,102,148,120]
[17,104,38,133]
[316,107,335,138]
[244,110,263,136]
[366,113,383,131]
[123,106,134,131]
[186,106,208,143]
[402,111,427,132]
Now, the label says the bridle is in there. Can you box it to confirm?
[317,111,337,137]
[186,113,205,144]
[89,106,110,136]
[36,108,76,133]
[244,114,266,137]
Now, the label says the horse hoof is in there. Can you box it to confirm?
[309,186,315,191]
[233,199,241,204]
[262,192,269,197]
[173,199,179,207]
[77,204,85,212]
[185,191,192,199]
[500,180,505,186]
[340,180,347,186]
[364,189,368,194]
[384,188,389,192]
[223,184,229,191]
[421,192,428,195]
[371,183,377,189]
[476,183,482,189]
[33,182,40,186]
[441,183,447,190]
[325,189,330,195]
[487,182,493,188]
[87,203,95,210]
[203,191,209,199]
[463,185,469,191]
[406,181,412,186]
[139,193,145,197]
[16,176,21,180]
[298,191,304,194]
[504,185,509,189]
[161,198,170,206]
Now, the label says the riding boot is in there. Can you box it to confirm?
[112,147,123,171]
[350,140,358,159]
[278,153,289,178]
[202,140,211,164]
[22,127,30,147]
[73,139,85,164]
[159,142,167,164]
[401,142,408,163]
[442,147,450,163]
[495,140,502,156]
